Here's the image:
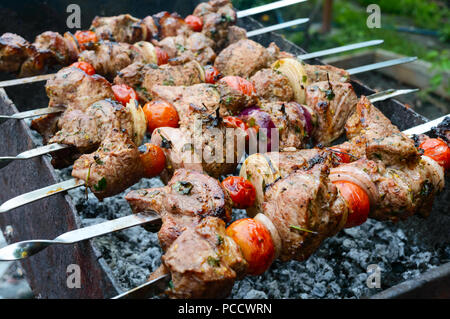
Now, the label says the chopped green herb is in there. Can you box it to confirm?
[290,225,318,234]
[207,256,221,267]
[172,181,193,195]
[217,235,224,246]
[93,177,107,191]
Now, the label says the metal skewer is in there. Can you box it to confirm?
[237,0,308,18]
[0,106,65,125]
[112,274,171,299]
[0,212,161,261]
[0,88,423,214]
[0,143,68,169]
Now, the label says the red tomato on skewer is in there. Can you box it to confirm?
[70,61,96,75]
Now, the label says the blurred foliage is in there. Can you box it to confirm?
[232,0,449,94]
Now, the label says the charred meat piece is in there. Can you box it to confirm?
[0,33,31,73]
[33,31,76,66]
[78,41,141,80]
[151,116,246,180]
[304,64,350,83]
[49,99,135,152]
[262,165,348,262]
[226,25,247,45]
[250,68,295,102]
[214,39,274,78]
[126,169,245,298]
[0,32,54,76]
[45,66,114,110]
[126,169,233,249]
[151,82,256,123]
[193,0,237,50]
[305,81,358,146]
[431,116,450,145]
[153,12,191,40]
[72,129,143,200]
[114,61,205,103]
[163,216,246,298]
[154,33,216,66]
[260,101,310,150]
[90,14,144,43]
[345,96,419,165]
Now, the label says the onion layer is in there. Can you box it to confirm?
[239,153,281,217]
[254,213,282,259]
[329,166,379,206]
[134,41,157,65]
[421,155,445,191]
[125,99,147,146]
[271,58,308,104]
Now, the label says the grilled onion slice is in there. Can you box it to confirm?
[191,60,206,83]
[126,99,147,146]
[254,213,282,259]
[134,41,157,65]
[329,165,379,206]
[271,58,309,104]
[239,153,281,217]
[421,155,445,191]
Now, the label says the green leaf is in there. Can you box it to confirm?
[93,177,107,191]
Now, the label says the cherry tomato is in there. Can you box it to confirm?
[70,61,96,75]
[222,176,256,209]
[333,181,370,228]
[74,30,98,50]
[226,218,275,275]
[184,15,203,32]
[219,76,255,96]
[139,143,166,177]
[143,100,179,133]
[329,147,352,164]
[112,84,138,106]
[223,116,259,141]
[155,47,169,65]
[420,138,450,170]
[204,65,222,84]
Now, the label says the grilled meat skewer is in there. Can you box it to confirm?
[0,0,307,78]
[122,106,448,299]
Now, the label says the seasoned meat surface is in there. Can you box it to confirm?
[155,33,216,65]
[214,39,273,78]
[250,68,294,102]
[78,41,140,80]
[49,99,135,152]
[0,33,30,73]
[72,129,143,200]
[193,0,237,50]
[114,61,205,103]
[345,96,419,164]
[304,64,350,83]
[126,169,246,298]
[305,81,358,146]
[90,14,143,43]
[262,165,347,262]
[260,101,310,150]
[126,169,232,249]
[163,216,246,298]
[45,66,114,109]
